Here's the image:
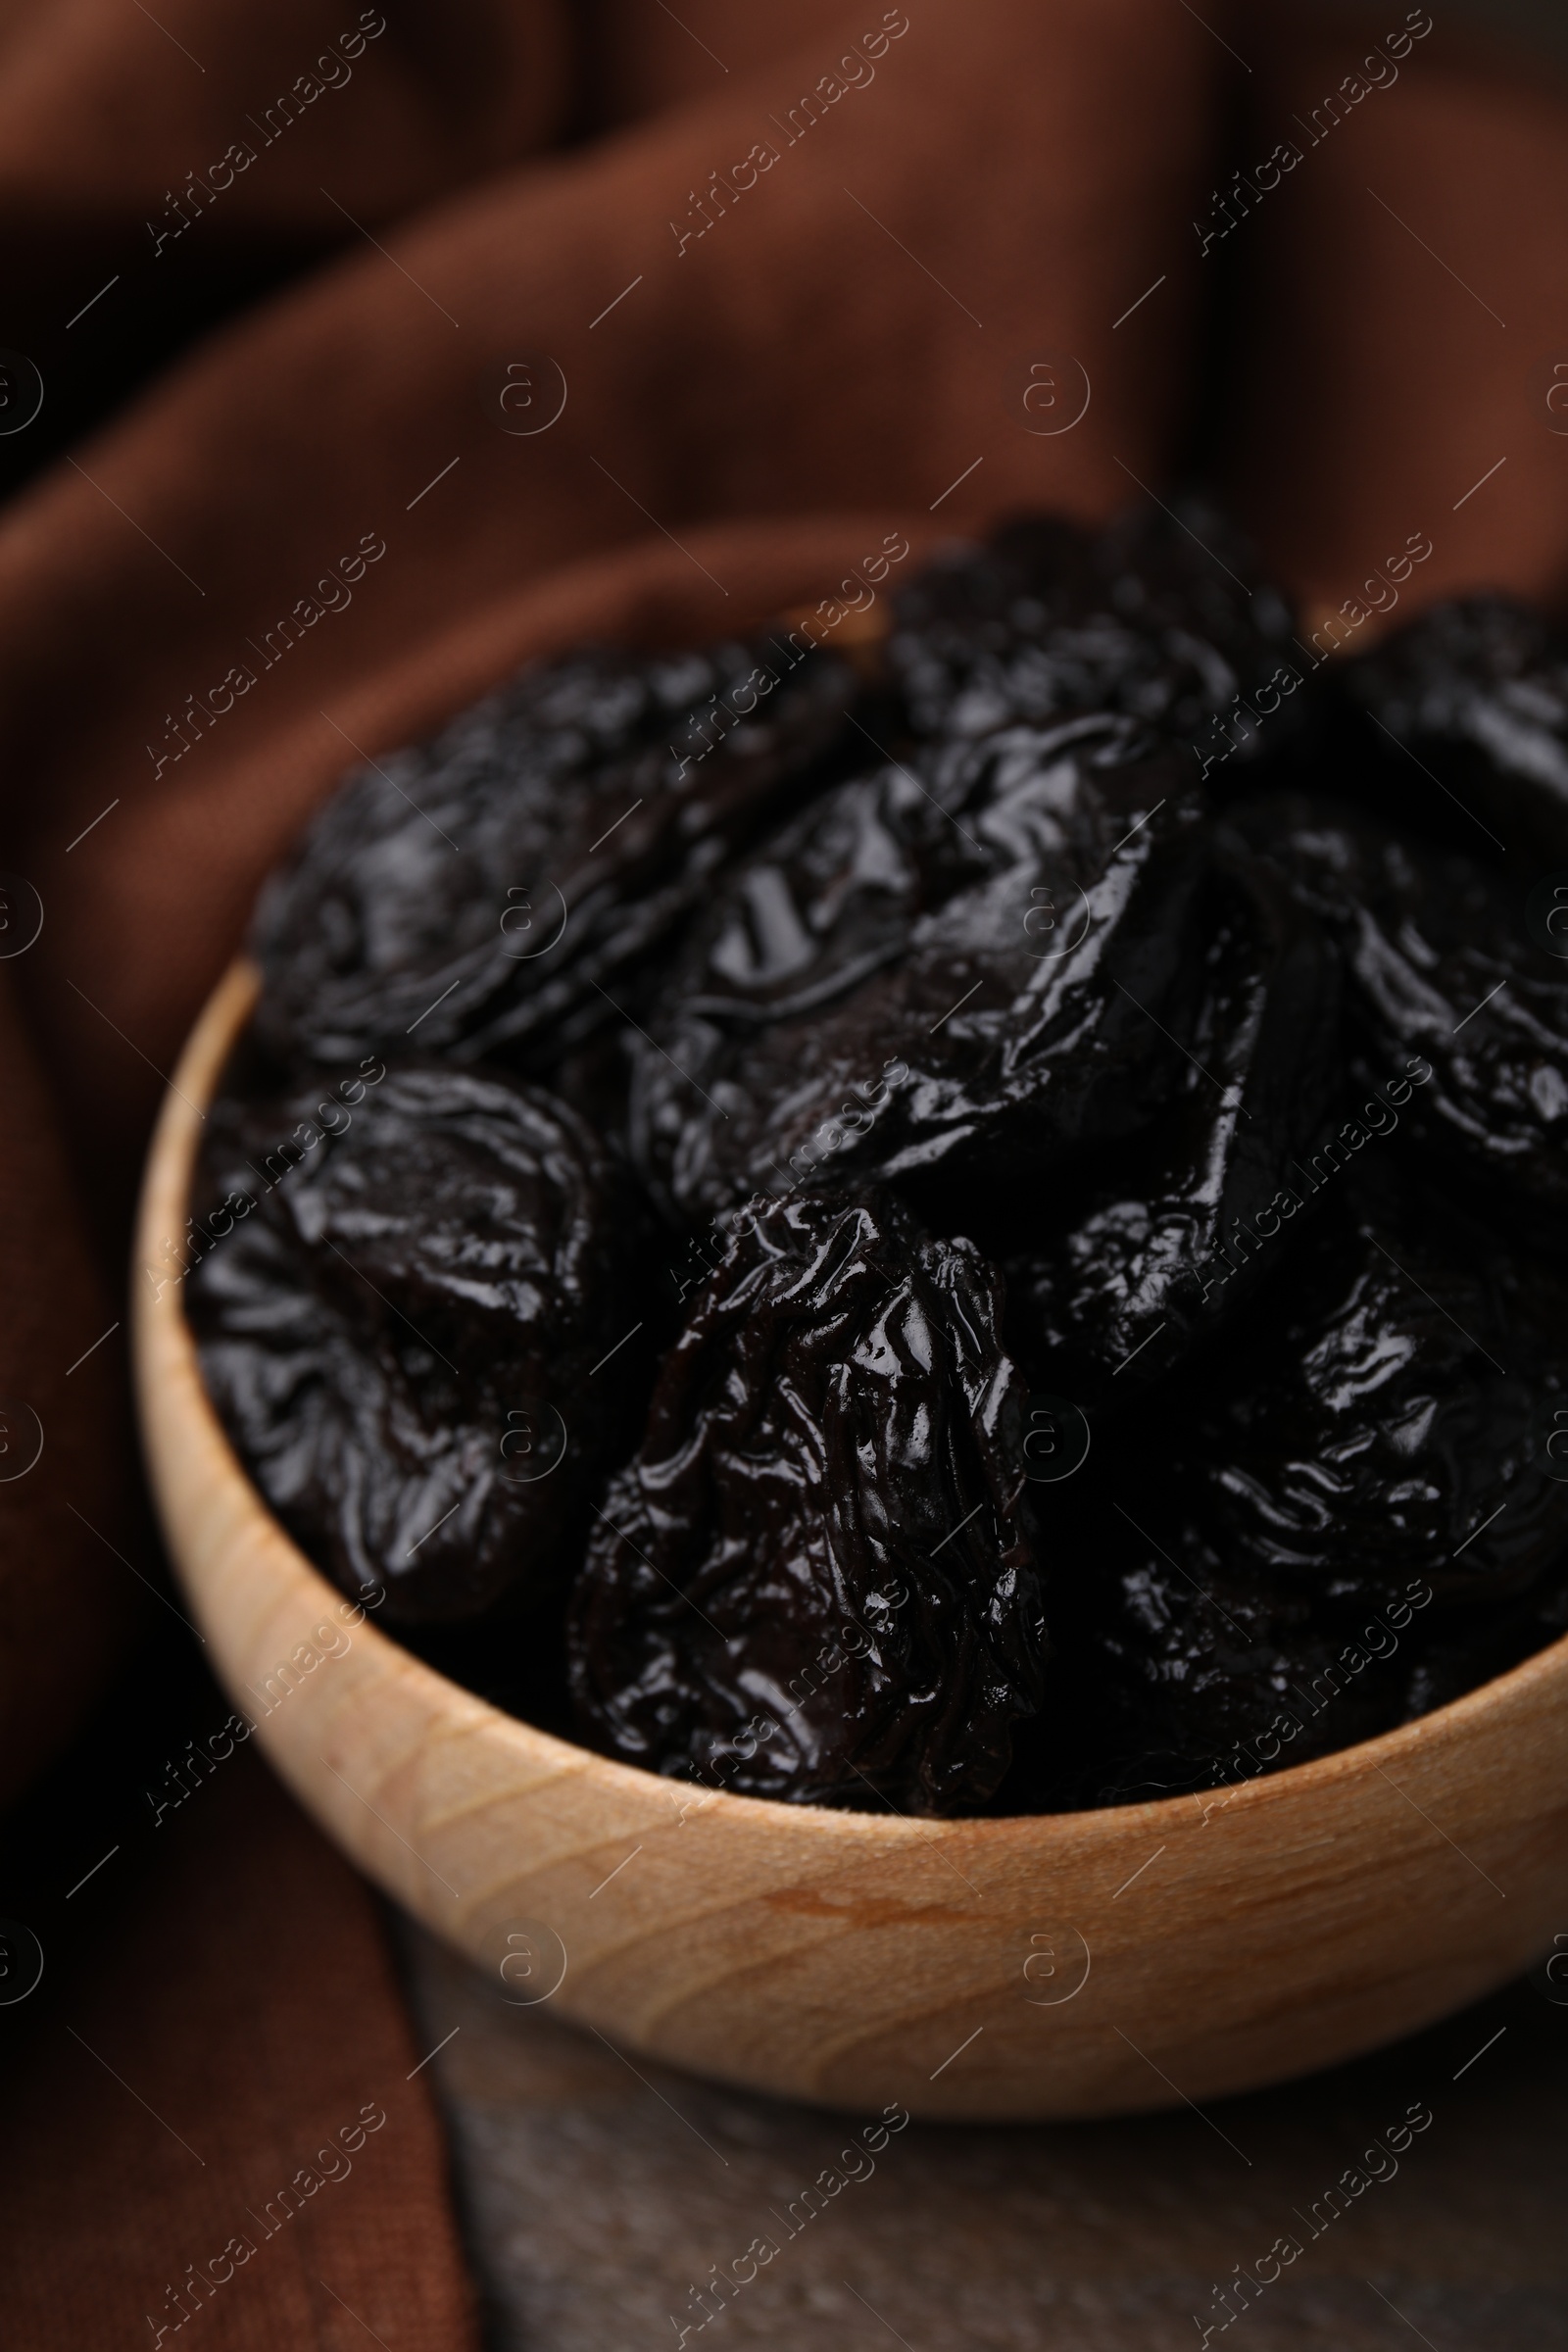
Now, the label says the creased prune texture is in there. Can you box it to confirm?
[1164,1163,1568,1609]
[1002,829,1341,1402]
[631,715,1213,1220]
[189,1068,652,1624]
[250,634,858,1076]
[1028,1159,1568,1805]
[1235,790,1568,1234]
[889,500,1305,767]
[567,1190,1045,1813]
[1336,594,1568,862]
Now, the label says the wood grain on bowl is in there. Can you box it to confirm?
[132,960,1568,2121]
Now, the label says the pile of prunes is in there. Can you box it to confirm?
[188,505,1568,1815]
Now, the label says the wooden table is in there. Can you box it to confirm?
[404,1925,1568,2351]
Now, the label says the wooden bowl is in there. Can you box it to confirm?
[133,960,1568,2121]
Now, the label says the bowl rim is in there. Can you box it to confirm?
[138,955,1568,1852]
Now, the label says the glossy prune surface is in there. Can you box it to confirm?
[188,1066,652,1624]
[1001,831,1341,1400]
[1235,790,1568,1233]
[1337,594,1568,862]
[890,502,1305,770]
[567,1190,1045,1812]
[1034,1160,1568,1803]
[250,635,858,1076]
[1163,1169,1568,1608]
[631,716,1211,1219]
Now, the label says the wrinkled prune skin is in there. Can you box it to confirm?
[1033,1163,1568,1803]
[1396,1575,1568,1722]
[1337,595,1568,862]
[188,1067,652,1624]
[250,635,858,1076]
[567,1190,1045,1812]
[1002,834,1341,1400]
[632,716,1212,1218]
[1164,1169,1568,1609]
[889,502,1305,771]
[1024,1538,1405,1810]
[1234,790,1568,1233]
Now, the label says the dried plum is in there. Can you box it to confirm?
[1002,831,1340,1399]
[1024,1533,1410,1808]
[1040,1163,1568,1801]
[1336,595,1568,863]
[250,634,858,1077]
[1235,790,1568,1235]
[1162,1169,1568,1610]
[889,500,1305,772]
[631,715,1211,1218]
[567,1189,1045,1812]
[188,1066,652,1623]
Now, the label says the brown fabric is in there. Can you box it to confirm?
[1288,0,1568,77]
[1235,5,1568,619]
[0,0,575,331]
[0,966,136,1811]
[1,0,1567,2343]
[0,1752,478,2348]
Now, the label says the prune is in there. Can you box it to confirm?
[1162,1167,1568,1610]
[1234,790,1568,1235]
[889,500,1305,771]
[566,1189,1045,1812]
[188,1067,652,1623]
[1026,1533,1407,1809]
[250,634,858,1077]
[1002,831,1341,1400]
[1396,1575,1568,1721]
[1042,1162,1568,1800]
[631,714,1212,1219]
[1336,595,1568,863]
